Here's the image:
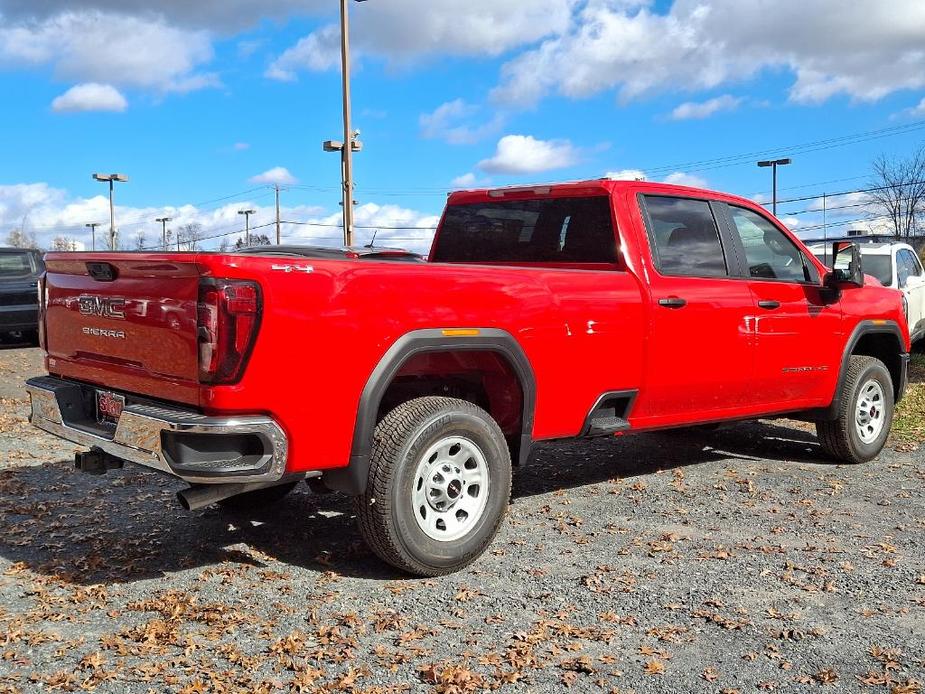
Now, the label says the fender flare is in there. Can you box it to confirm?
[323,328,536,495]
[820,319,909,420]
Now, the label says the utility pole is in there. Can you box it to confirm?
[340,0,355,247]
[275,185,282,245]
[757,158,791,216]
[156,217,172,251]
[92,173,128,249]
[85,223,101,252]
[238,209,256,247]
[323,0,366,247]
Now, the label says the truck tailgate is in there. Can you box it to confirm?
[44,255,202,406]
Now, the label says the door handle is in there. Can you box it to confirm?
[757,300,781,310]
[658,297,687,309]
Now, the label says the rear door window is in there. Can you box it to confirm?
[641,195,728,277]
[0,252,34,278]
[431,196,617,265]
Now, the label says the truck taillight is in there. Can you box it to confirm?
[197,279,261,384]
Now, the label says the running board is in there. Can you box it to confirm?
[585,415,631,437]
[580,390,637,437]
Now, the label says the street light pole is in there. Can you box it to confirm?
[85,223,101,252]
[156,217,172,251]
[238,209,256,247]
[275,185,282,245]
[92,173,129,249]
[757,158,792,217]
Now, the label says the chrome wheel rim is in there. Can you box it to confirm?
[855,379,885,444]
[412,436,489,542]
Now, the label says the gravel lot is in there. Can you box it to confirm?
[0,342,923,694]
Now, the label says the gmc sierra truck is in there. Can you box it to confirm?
[26,179,911,576]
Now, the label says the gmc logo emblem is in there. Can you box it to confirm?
[78,295,126,320]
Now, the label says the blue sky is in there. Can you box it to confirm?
[1,0,924,251]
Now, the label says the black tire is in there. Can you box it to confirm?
[354,396,512,577]
[24,329,39,346]
[217,481,299,511]
[816,355,894,464]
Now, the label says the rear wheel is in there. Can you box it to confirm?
[217,481,299,511]
[816,355,894,464]
[355,396,512,576]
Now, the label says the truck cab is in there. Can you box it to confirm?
[0,246,44,343]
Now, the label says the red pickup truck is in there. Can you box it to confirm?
[27,179,910,576]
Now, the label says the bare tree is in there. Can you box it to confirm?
[176,223,203,251]
[869,145,925,239]
[133,230,147,251]
[51,236,80,251]
[6,228,38,248]
[218,237,230,252]
[234,233,271,249]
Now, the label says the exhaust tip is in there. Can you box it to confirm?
[176,489,193,511]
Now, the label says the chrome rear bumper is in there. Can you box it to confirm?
[26,376,288,485]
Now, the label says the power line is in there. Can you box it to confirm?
[281,219,438,231]
[643,119,925,177]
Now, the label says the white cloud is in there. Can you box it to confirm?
[265,24,341,81]
[895,97,925,119]
[51,83,127,113]
[233,142,250,151]
[248,167,297,185]
[669,94,742,120]
[266,0,573,80]
[604,169,708,187]
[0,179,440,254]
[0,11,216,94]
[450,172,492,189]
[662,171,708,188]
[288,202,441,254]
[805,191,873,216]
[420,99,503,145]
[493,0,925,107]
[478,135,579,175]
[452,173,478,188]
[604,169,646,181]
[0,1,330,32]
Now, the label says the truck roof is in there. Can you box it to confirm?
[446,178,757,209]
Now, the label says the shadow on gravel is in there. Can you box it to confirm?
[513,419,827,498]
[0,420,829,585]
[0,333,37,350]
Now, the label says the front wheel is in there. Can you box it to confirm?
[355,397,512,576]
[816,355,894,464]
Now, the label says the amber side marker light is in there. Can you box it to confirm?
[441,329,481,337]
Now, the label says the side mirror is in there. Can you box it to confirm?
[825,241,864,288]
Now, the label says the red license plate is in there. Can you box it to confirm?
[96,390,125,424]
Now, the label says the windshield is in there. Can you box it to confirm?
[0,252,34,279]
[814,252,892,286]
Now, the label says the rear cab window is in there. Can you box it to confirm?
[640,195,728,278]
[431,195,618,266]
[0,251,36,279]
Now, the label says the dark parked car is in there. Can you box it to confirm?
[0,247,44,343]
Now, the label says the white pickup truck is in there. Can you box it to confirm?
[809,239,925,346]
